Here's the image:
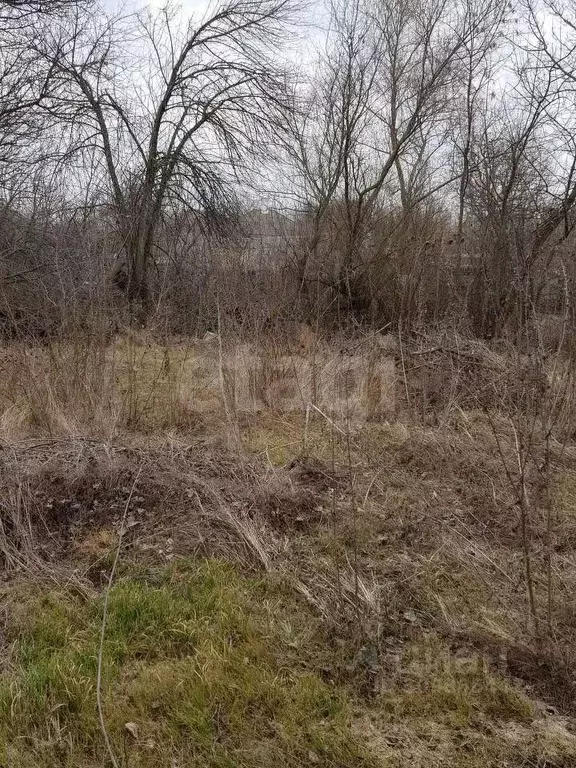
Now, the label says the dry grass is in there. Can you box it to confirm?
[0,329,398,440]
[0,329,575,765]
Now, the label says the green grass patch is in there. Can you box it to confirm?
[378,636,534,728]
[0,559,378,768]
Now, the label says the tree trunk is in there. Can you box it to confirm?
[123,182,156,325]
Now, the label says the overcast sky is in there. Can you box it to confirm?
[101,0,328,69]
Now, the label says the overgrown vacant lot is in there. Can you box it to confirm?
[1,332,576,767]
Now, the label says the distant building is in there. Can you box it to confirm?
[236,209,296,269]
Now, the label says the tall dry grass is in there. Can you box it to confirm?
[0,324,399,441]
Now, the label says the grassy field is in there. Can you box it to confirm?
[0,331,575,766]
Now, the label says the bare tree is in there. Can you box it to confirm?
[40,0,299,320]
[0,0,81,191]
[453,0,506,245]
[283,0,379,316]
[288,0,504,325]
[458,0,576,338]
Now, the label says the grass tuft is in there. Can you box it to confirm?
[0,559,378,768]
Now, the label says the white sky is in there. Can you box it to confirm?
[101,0,328,69]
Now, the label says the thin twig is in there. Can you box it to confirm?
[96,464,144,768]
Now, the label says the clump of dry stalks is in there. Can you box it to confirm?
[0,323,399,439]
